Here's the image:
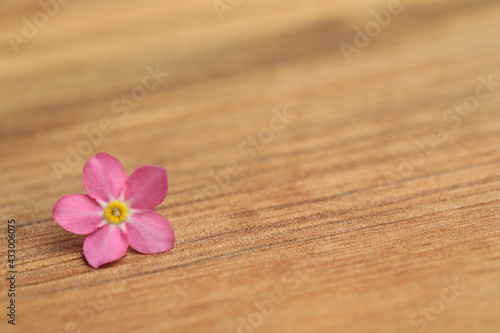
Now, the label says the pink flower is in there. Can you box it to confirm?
[53,153,175,268]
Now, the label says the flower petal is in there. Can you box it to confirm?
[123,165,168,210]
[83,224,129,268]
[83,153,127,203]
[126,211,175,254]
[53,194,104,235]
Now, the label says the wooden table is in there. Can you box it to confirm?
[1,0,500,332]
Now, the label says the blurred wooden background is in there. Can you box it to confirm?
[1,0,500,332]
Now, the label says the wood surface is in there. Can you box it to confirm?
[1,0,500,332]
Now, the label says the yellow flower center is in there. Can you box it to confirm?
[105,201,128,224]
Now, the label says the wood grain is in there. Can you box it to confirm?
[1,0,500,332]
